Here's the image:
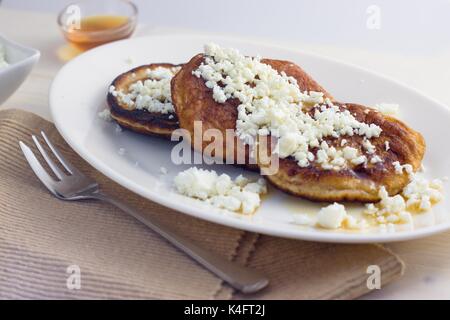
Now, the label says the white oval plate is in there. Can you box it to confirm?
[50,34,450,243]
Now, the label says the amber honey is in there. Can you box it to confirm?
[63,15,133,50]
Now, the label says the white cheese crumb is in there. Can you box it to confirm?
[402,176,443,211]
[364,203,378,215]
[363,186,407,228]
[174,167,266,214]
[362,138,376,154]
[317,203,347,229]
[393,161,403,174]
[393,161,413,175]
[370,155,382,164]
[385,141,390,151]
[0,44,8,68]
[236,174,253,188]
[213,85,227,103]
[398,211,413,223]
[344,215,367,230]
[363,172,444,229]
[379,186,406,214]
[351,155,367,165]
[160,166,168,175]
[292,214,315,226]
[209,195,242,211]
[343,146,358,160]
[98,108,112,121]
[374,103,400,116]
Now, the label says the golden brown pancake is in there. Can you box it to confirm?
[257,103,425,202]
[107,63,182,138]
[171,53,425,202]
[171,54,333,169]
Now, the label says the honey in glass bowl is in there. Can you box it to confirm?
[58,0,138,51]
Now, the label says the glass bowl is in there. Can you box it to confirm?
[57,0,138,50]
[0,35,40,106]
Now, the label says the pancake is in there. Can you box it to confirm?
[107,63,182,138]
[171,54,333,168]
[257,103,425,202]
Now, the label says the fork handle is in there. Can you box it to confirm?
[92,192,269,294]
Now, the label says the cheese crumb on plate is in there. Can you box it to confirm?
[174,167,267,214]
[98,108,112,121]
[0,44,8,68]
[317,203,348,229]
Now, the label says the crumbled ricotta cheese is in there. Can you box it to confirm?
[344,214,367,230]
[194,43,383,170]
[402,176,443,211]
[292,214,315,226]
[160,166,168,175]
[374,103,399,116]
[311,182,442,231]
[110,66,181,114]
[317,203,347,229]
[363,172,444,229]
[146,67,177,80]
[379,186,406,214]
[366,186,410,218]
[393,161,413,175]
[393,161,403,174]
[98,108,112,121]
[362,138,376,154]
[174,167,267,214]
[363,186,409,228]
[351,155,367,166]
[316,202,365,230]
[370,155,382,164]
[0,44,8,68]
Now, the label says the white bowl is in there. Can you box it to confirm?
[0,35,40,106]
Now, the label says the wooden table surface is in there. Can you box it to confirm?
[1,7,450,299]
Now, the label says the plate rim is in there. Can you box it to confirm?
[50,33,450,243]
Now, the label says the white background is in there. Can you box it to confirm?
[3,0,450,55]
[3,0,450,107]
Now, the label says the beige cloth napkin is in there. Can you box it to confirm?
[0,109,404,299]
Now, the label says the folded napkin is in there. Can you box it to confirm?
[0,109,404,299]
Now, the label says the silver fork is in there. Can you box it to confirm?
[19,131,269,294]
